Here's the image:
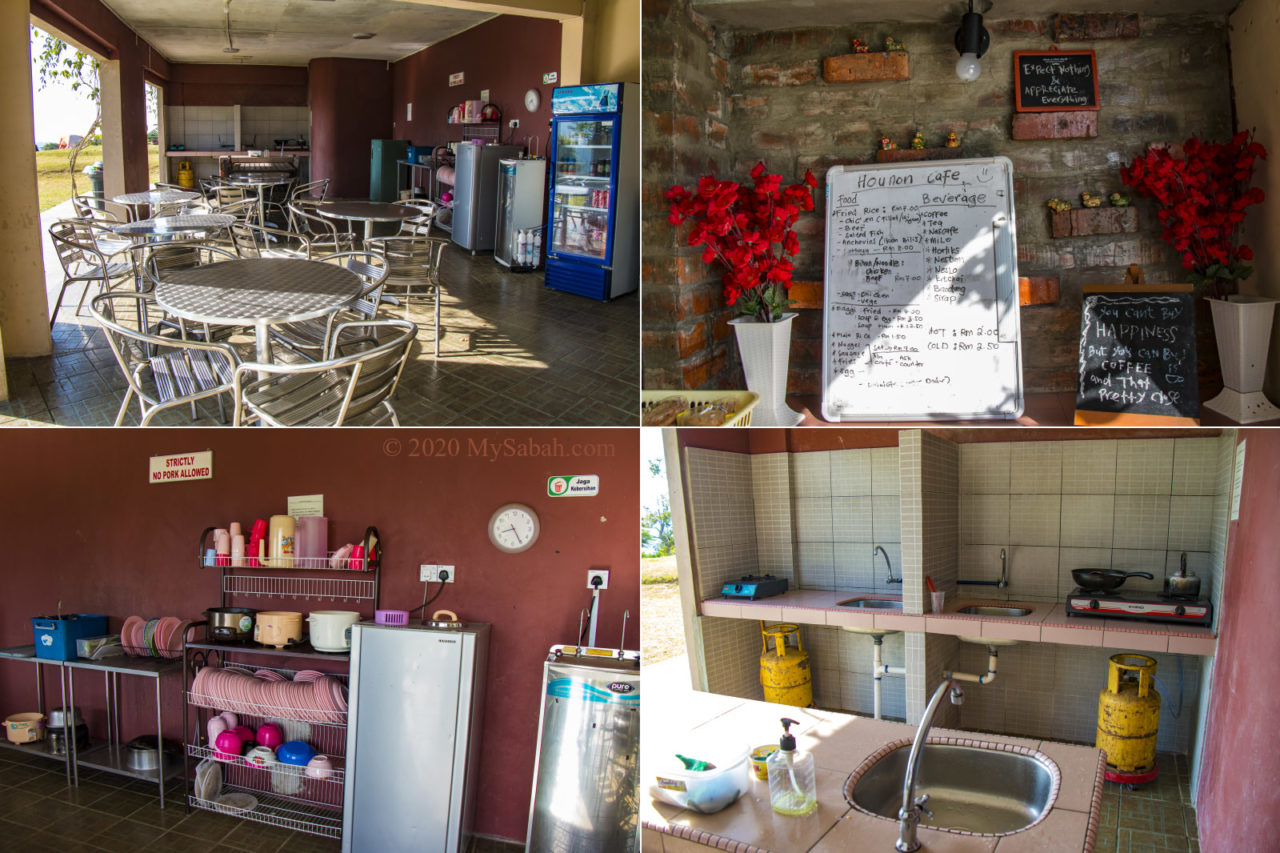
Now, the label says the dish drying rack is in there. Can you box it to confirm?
[183,653,352,836]
[198,525,381,608]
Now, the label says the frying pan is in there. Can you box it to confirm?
[1071,569,1153,591]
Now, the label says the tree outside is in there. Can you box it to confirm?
[641,458,673,557]
[32,28,100,197]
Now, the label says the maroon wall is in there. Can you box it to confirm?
[167,64,308,106]
[32,0,170,193]
[308,58,393,198]
[0,428,638,843]
[391,15,560,154]
[1196,431,1280,851]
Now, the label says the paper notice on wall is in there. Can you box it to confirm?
[149,451,212,483]
[449,72,464,87]
[1231,440,1245,521]
[547,475,599,497]
[288,494,325,517]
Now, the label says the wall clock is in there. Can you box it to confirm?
[524,88,541,112]
[488,503,540,553]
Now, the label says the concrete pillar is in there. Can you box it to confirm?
[0,0,52,368]
[99,60,126,199]
[559,17,583,86]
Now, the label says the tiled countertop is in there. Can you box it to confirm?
[642,693,1105,853]
[701,591,1217,655]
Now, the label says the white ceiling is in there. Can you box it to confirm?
[100,0,495,66]
[689,0,1242,30]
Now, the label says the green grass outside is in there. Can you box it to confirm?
[35,144,161,212]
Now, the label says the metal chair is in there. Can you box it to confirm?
[233,319,417,426]
[397,199,439,237]
[288,201,356,255]
[47,219,134,327]
[268,252,389,359]
[71,192,127,223]
[229,221,312,260]
[290,178,330,203]
[364,235,449,355]
[90,291,241,426]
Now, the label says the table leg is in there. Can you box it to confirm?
[156,677,165,809]
[364,219,374,246]
[255,321,273,381]
[66,667,78,786]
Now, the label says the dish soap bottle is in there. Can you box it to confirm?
[766,717,817,816]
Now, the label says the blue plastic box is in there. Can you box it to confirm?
[32,614,108,661]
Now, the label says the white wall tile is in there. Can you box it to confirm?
[796,541,835,590]
[792,452,831,497]
[1173,437,1221,495]
[960,493,1009,544]
[831,449,872,496]
[871,447,901,495]
[1005,545,1059,599]
[1112,494,1171,550]
[959,544,1007,585]
[959,442,1011,494]
[1116,440,1175,494]
[833,542,875,589]
[1168,495,1214,551]
[832,496,873,541]
[1060,494,1115,548]
[872,494,901,541]
[1009,494,1061,546]
[794,497,833,542]
[1009,442,1062,494]
[1061,440,1117,494]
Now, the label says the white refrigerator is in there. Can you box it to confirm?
[452,143,524,253]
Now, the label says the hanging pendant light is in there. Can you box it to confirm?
[954,0,990,82]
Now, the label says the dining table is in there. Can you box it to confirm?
[109,214,237,238]
[226,177,295,227]
[112,189,201,221]
[152,257,362,371]
[314,200,420,244]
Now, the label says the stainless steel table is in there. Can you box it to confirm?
[315,200,418,243]
[227,177,294,226]
[0,645,73,786]
[153,258,361,367]
[109,214,237,237]
[112,189,201,220]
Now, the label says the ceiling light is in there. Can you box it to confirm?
[352,33,376,40]
[954,0,990,82]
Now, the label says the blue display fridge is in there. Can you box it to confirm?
[544,83,638,300]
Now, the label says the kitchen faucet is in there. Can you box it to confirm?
[875,545,900,585]
[896,679,966,852]
[996,547,1007,589]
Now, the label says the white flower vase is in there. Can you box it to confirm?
[730,313,803,426]
[1204,296,1280,423]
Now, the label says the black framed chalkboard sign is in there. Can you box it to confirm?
[1014,49,1099,112]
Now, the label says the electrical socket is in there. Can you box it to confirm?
[587,569,609,589]
[419,565,456,583]
[509,119,519,129]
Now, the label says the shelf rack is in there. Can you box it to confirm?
[0,645,72,783]
[190,787,343,836]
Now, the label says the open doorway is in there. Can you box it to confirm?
[146,80,161,186]
[29,24,101,212]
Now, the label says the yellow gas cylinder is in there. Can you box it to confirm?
[176,160,195,189]
[1096,653,1161,776]
[759,622,812,707]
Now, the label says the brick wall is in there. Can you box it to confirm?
[642,12,1233,394]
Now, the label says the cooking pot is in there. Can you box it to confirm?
[205,607,257,642]
[1071,569,1154,592]
[47,707,83,729]
[254,611,303,648]
[1164,553,1201,598]
[307,611,360,652]
[125,735,176,771]
[47,723,89,756]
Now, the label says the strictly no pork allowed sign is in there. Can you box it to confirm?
[149,451,213,483]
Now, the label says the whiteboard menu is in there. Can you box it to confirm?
[822,158,1024,421]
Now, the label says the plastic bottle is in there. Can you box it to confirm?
[517,230,527,266]
[766,717,817,816]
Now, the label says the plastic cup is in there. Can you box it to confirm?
[931,591,946,613]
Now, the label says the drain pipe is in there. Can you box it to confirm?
[873,636,906,720]
[944,646,1000,685]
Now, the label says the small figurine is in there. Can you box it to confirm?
[910,132,926,150]
[879,135,897,151]
[851,38,870,54]
[1109,192,1130,207]
[1047,198,1072,213]
[884,35,906,52]
[945,131,960,148]
[1081,191,1103,208]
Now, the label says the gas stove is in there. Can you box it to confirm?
[721,574,789,600]
[1065,588,1212,626]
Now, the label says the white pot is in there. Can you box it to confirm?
[729,313,803,426]
[307,610,361,652]
[1204,296,1280,423]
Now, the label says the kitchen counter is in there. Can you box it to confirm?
[165,150,310,157]
[641,691,1105,853]
[701,591,1216,655]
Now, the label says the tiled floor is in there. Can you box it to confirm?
[1,243,637,426]
[0,744,522,852]
[1095,753,1199,853]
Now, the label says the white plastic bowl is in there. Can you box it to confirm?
[650,746,750,814]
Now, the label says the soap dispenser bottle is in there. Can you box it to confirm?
[766,717,817,816]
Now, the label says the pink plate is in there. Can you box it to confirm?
[121,616,143,656]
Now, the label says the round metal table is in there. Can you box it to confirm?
[112,189,201,220]
[153,258,361,368]
[315,201,419,243]
[109,214,237,237]
[226,177,294,226]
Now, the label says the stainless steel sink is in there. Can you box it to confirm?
[956,605,1032,617]
[836,598,903,610]
[846,743,1056,834]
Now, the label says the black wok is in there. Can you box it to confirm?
[1071,569,1154,591]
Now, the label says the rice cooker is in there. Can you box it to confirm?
[307,611,361,652]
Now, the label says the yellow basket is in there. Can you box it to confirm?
[640,391,759,427]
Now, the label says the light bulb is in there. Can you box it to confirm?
[955,53,981,81]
